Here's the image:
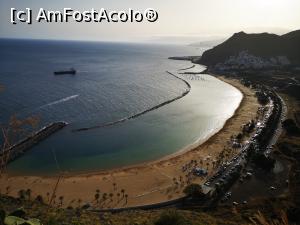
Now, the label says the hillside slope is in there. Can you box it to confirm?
[199,30,300,68]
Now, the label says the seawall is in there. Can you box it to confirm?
[0,122,67,169]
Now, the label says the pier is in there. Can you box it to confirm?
[0,122,67,169]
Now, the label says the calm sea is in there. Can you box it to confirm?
[0,39,242,175]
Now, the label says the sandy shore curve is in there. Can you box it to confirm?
[0,76,259,209]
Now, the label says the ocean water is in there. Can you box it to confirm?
[0,39,242,175]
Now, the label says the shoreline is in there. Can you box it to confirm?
[6,74,242,178]
[0,76,259,209]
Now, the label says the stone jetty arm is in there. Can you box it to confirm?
[73,71,191,132]
[0,121,67,167]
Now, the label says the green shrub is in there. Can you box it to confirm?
[154,210,192,225]
[183,184,205,198]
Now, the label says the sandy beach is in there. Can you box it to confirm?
[0,76,259,209]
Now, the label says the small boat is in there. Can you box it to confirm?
[54,68,76,75]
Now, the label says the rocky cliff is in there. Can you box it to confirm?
[199,30,300,70]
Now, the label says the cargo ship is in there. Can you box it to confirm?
[54,68,76,75]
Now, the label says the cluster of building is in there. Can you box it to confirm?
[200,84,283,207]
[214,51,291,72]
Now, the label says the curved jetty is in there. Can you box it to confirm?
[178,65,196,71]
[0,122,67,168]
[73,71,191,132]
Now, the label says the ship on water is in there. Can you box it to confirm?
[54,68,76,75]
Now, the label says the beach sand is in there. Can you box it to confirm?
[0,76,259,209]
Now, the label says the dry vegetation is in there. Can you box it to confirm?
[0,115,40,174]
[0,194,295,225]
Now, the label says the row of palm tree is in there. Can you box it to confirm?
[94,188,129,207]
[17,188,31,200]
[14,186,129,209]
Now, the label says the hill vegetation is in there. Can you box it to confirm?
[0,194,294,225]
[199,30,300,67]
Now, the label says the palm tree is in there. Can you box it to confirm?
[6,186,10,194]
[199,160,203,167]
[94,193,100,204]
[35,195,44,203]
[172,177,177,185]
[109,193,114,202]
[102,193,107,202]
[125,194,128,204]
[117,192,120,201]
[25,189,31,200]
[53,194,57,204]
[18,189,25,199]
[113,183,116,191]
[121,189,125,198]
[59,196,64,206]
[77,198,82,207]
[46,192,50,202]
[70,199,75,206]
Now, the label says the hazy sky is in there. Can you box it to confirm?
[0,0,299,43]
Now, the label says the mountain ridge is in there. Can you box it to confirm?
[199,30,300,68]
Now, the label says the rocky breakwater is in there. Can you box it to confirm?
[73,71,191,132]
[0,122,67,169]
